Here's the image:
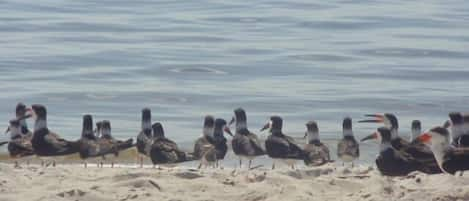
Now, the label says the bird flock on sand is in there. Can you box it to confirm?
[2,103,469,176]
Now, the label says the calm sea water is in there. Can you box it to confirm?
[1,0,468,165]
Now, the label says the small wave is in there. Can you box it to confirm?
[169,67,227,75]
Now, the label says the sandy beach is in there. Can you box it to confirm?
[1,160,468,201]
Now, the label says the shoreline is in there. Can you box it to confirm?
[1,162,468,201]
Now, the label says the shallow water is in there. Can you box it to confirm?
[1,0,468,165]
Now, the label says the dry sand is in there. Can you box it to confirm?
[1,161,469,201]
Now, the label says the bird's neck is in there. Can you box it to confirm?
[451,125,465,139]
[34,119,47,131]
[342,129,353,137]
[306,131,319,143]
[411,128,421,141]
[236,122,247,132]
[203,127,213,137]
[390,128,399,140]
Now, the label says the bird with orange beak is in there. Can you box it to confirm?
[360,113,441,174]
[416,126,469,175]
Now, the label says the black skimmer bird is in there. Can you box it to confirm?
[416,126,469,175]
[230,108,265,169]
[5,117,34,167]
[149,122,193,165]
[78,114,109,168]
[360,113,441,174]
[136,108,154,167]
[261,116,304,169]
[30,104,79,167]
[303,121,331,167]
[199,118,232,168]
[193,115,215,161]
[366,127,421,176]
[98,120,134,168]
[3,103,35,167]
[449,112,469,147]
[337,117,359,167]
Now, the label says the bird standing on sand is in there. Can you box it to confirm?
[136,108,154,167]
[5,118,34,167]
[337,117,359,167]
[150,122,193,165]
[193,115,215,161]
[4,103,35,167]
[98,120,134,168]
[30,104,79,167]
[199,118,232,168]
[78,114,114,168]
[262,116,304,170]
[230,108,265,169]
[416,126,469,175]
[303,121,331,167]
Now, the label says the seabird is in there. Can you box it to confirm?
[360,113,441,174]
[230,108,265,169]
[198,118,232,168]
[4,103,35,167]
[416,126,469,175]
[449,112,469,147]
[337,117,359,167]
[303,121,331,167]
[5,117,34,167]
[98,120,134,168]
[261,116,304,170]
[136,108,154,167]
[193,115,215,161]
[150,122,193,165]
[367,127,421,176]
[30,104,79,167]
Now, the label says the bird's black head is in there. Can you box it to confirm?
[142,108,152,122]
[411,120,421,131]
[15,102,27,118]
[214,118,233,137]
[81,114,94,137]
[449,112,463,125]
[234,108,247,123]
[384,113,398,129]
[101,120,111,136]
[31,104,47,120]
[342,117,352,130]
[306,121,319,133]
[203,115,215,128]
[377,127,391,143]
[152,122,165,138]
[270,116,283,130]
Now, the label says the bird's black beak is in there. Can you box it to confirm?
[361,132,378,142]
[18,114,32,121]
[5,126,10,134]
[358,114,384,123]
[224,126,233,137]
[260,122,270,132]
[228,117,235,126]
[303,132,307,139]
